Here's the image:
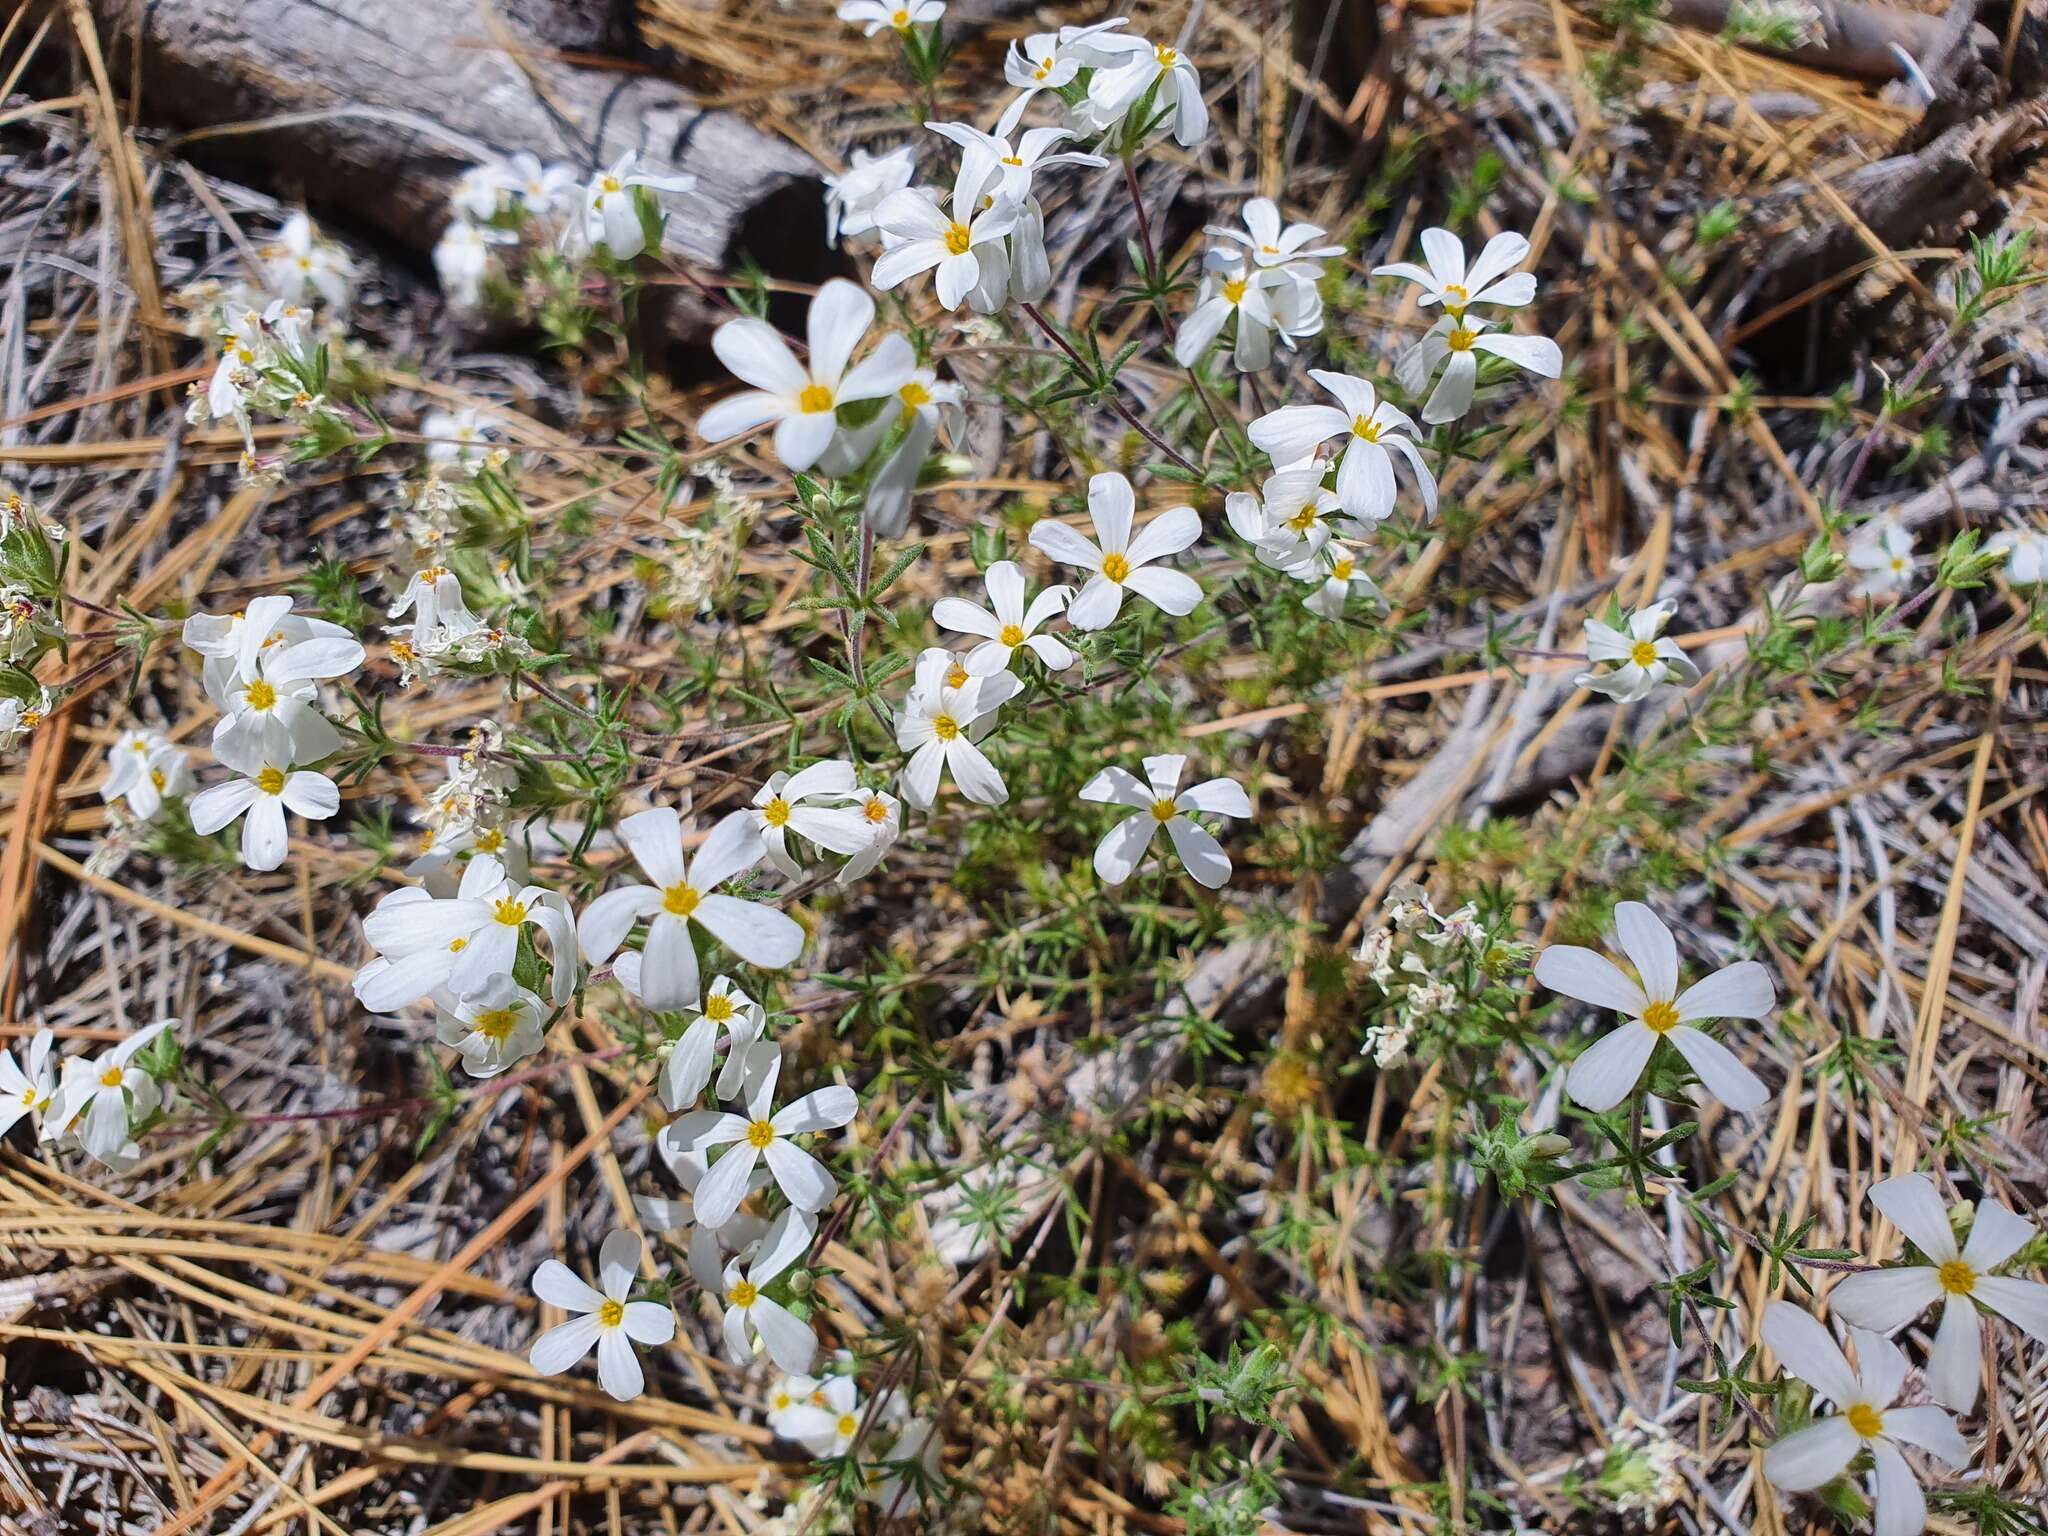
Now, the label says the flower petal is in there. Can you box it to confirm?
[693,894,805,969]
[598,1229,642,1300]
[1534,946,1649,1015]
[1960,1196,2038,1271]
[1926,1294,1982,1413]
[1868,1174,1961,1264]
[1763,1300,1861,1408]
[763,1137,838,1212]
[1869,1438,1925,1536]
[1763,1416,1859,1492]
[1666,1026,1769,1114]
[1164,815,1232,888]
[530,1313,603,1376]
[1674,960,1776,1022]
[1563,1021,1655,1112]
[532,1259,604,1314]
[1613,902,1678,1003]
[595,1328,645,1401]
[1830,1266,1943,1334]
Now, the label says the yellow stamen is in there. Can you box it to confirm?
[1847,1403,1884,1439]
[798,383,834,414]
[244,679,277,711]
[900,380,932,410]
[1155,44,1178,65]
[1641,999,1679,1035]
[1938,1259,1976,1296]
[999,623,1025,647]
[472,1008,521,1044]
[599,1298,625,1327]
[745,1119,777,1149]
[932,713,960,741]
[1350,415,1381,441]
[99,1066,125,1088]
[729,1279,759,1307]
[1446,326,1476,351]
[863,796,889,822]
[663,883,701,917]
[705,993,736,1022]
[762,796,792,828]
[149,768,166,791]
[1100,551,1130,583]
[942,222,973,256]
[945,662,969,689]
[1331,558,1355,582]
[1630,640,1659,667]
[256,766,287,795]
[1222,276,1248,305]
[493,897,528,926]
[836,1413,859,1437]
[1150,798,1177,823]
[449,936,468,953]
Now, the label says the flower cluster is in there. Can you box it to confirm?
[0,1018,177,1171]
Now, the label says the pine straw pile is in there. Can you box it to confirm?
[4,0,2048,1533]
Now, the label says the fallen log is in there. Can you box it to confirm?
[85,0,822,278]
[1659,0,1996,80]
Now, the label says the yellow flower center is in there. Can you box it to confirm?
[999,623,1025,647]
[762,796,792,828]
[1331,558,1355,582]
[244,679,277,711]
[1891,556,1907,574]
[1034,59,1053,79]
[131,740,150,754]
[1260,243,1279,255]
[1630,640,1659,667]
[1150,798,1177,823]
[836,1413,858,1437]
[449,936,468,953]
[932,713,960,741]
[1155,44,1178,65]
[18,1087,33,1105]
[473,1008,521,1044]
[475,828,504,853]
[663,883,701,917]
[900,380,932,410]
[493,897,528,926]
[945,662,969,689]
[798,382,835,414]
[729,1279,758,1308]
[1641,999,1680,1035]
[1350,415,1381,441]
[1447,326,1476,351]
[890,7,910,25]
[746,1118,777,1149]
[942,222,973,256]
[863,796,889,822]
[1847,1403,1885,1439]
[256,766,287,795]
[1002,155,1023,167]
[1442,282,1469,305]
[705,993,736,1022]
[1222,277,1248,305]
[1100,552,1131,583]
[601,176,623,195]
[150,769,166,791]
[1938,1259,1976,1296]
[599,1298,625,1327]
[1287,506,1318,532]
[99,1066,125,1088]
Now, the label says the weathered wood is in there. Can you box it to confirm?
[1660,0,1997,80]
[87,0,821,274]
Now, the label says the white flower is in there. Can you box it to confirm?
[576,807,804,1010]
[1575,599,1700,702]
[825,145,918,244]
[1248,371,1436,527]
[767,1372,826,1437]
[207,621,363,768]
[189,733,341,872]
[712,1207,818,1374]
[871,158,1020,313]
[655,975,766,1109]
[1207,197,1343,286]
[103,730,193,821]
[389,564,481,647]
[837,787,901,884]
[502,152,580,218]
[0,1027,60,1142]
[433,221,515,306]
[826,367,964,537]
[422,408,494,475]
[0,689,52,752]
[529,1229,676,1402]
[1373,228,1539,315]
[1174,255,1284,372]
[698,279,914,472]
[54,1018,172,1166]
[1534,902,1775,1114]
[750,762,876,881]
[1028,472,1201,630]
[452,162,515,222]
[1292,540,1383,620]
[1084,33,1209,148]
[895,646,1021,809]
[1830,1173,2048,1413]
[354,854,579,1011]
[1848,519,1915,598]
[779,1373,864,1455]
[922,123,1104,306]
[181,594,352,696]
[1990,525,2048,585]
[1761,1301,1968,1536]
[995,32,1082,134]
[1395,314,1563,424]
[1080,753,1251,888]
[932,560,1074,676]
[837,0,942,34]
[1224,460,1345,567]
[681,1054,858,1228]
[580,151,697,261]
[434,975,546,1078]
[264,212,355,310]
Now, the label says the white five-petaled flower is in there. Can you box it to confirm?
[932,560,1074,677]
[779,1373,864,1455]
[1083,32,1210,148]
[1208,197,1344,287]
[680,1054,858,1229]
[501,151,580,218]
[530,1229,677,1402]
[264,212,355,310]
[182,594,352,697]
[867,1417,944,1510]
[1534,901,1775,1114]
[1081,754,1251,888]
[1373,228,1540,316]
[1575,599,1701,703]
[1174,255,1285,372]
[711,1206,819,1374]
[1292,540,1384,620]
[1830,1173,2048,1413]
[749,762,876,881]
[698,279,914,471]
[1989,525,2047,585]
[421,408,495,475]
[1848,520,1916,599]
[580,151,697,261]
[434,974,547,1078]
[389,564,481,648]
[895,646,1021,809]
[103,730,193,822]
[207,619,363,768]
[1248,371,1436,527]
[825,145,918,245]
[823,366,964,538]
[54,1018,172,1167]
[1224,460,1346,567]
[656,975,766,1109]
[576,807,803,1011]
[871,156,1020,313]
[1761,1301,1967,1536]
[1395,314,1563,424]
[354,854,580,1011]
[0,1027,59,1142]
[837,0,942,34]
[993,19,1132,134]
[767,1372,826,1437]
[837,787,902,884]
[189,732,342,873]
[1028,472,1202,630]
